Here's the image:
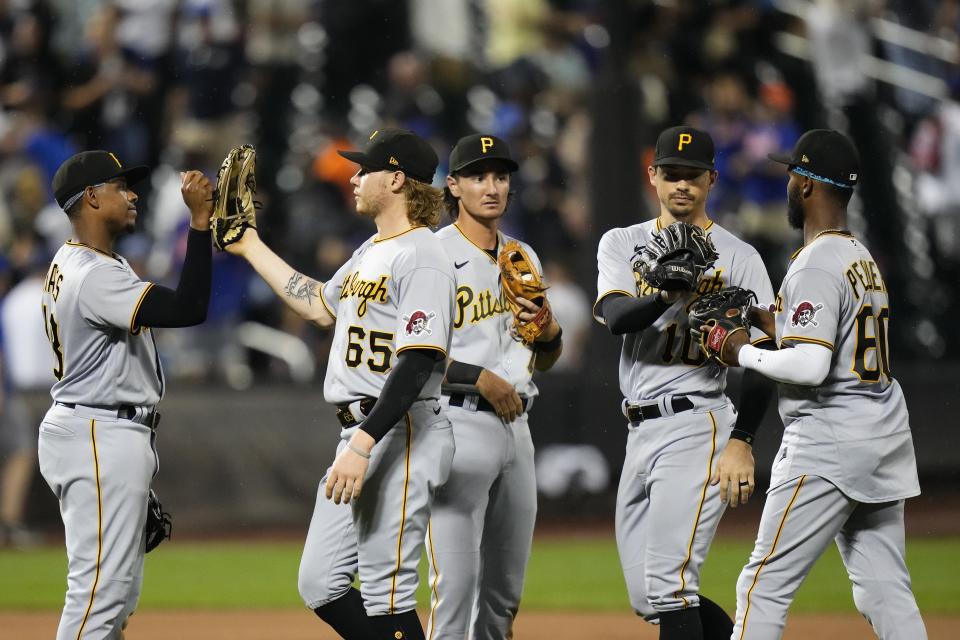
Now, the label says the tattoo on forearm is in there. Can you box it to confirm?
[283,272,320,305]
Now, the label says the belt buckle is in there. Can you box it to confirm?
[463,394,480,412]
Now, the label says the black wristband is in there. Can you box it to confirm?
[729,429,755,446]
[445,360,484,386]
[535,326,563,352]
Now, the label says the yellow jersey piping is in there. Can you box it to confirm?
[389,415,413,613]
[739,475,807,639]
[76,419,104,639]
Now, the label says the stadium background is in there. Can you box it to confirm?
[1,0,959,637]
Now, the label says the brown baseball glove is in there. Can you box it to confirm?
[498,240,551,345]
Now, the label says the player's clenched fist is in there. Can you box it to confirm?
[180,170,214,230]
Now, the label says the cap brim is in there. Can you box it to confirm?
[451,155,519,173]
[652,158,714,171]
[113,165,150,185]
[337,149,370,166]
[767,153,793,166]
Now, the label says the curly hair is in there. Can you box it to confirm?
[402,178,443,227]
[443,185,460,220]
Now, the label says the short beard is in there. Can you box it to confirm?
[786,188,804,229]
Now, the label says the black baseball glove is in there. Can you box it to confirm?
[633,222,719,292]
[144,489,172,553]
[211,144,257,251]
[688,286,757,366]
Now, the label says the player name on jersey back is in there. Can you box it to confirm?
[321,226,455,406]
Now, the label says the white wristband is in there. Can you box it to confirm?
[346,443,371,459]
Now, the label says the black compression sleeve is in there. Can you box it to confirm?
[360,349,440,443]
[731,340,778,445]
[446,360,483,386]
[135,228,212,328]
[601,293,671,335]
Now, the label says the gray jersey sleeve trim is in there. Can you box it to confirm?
[129,283,154,335]
[592,289,635,324]
[780,335,835,350]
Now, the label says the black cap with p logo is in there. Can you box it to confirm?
[448,134,519,173]
[653,126,716,171]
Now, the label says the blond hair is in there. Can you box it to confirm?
[402,178,443,227]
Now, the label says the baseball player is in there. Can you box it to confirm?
[594,126,777,639]
[713,130,926,639]
[224,128,455,640]
[39,151,214,639]
[426,134,563,639]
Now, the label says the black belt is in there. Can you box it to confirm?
[56,402,161,428]
[626,396,694,424]
[335,397,377,428]
[446,392,532,415]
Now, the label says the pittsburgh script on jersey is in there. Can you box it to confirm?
[454,285,509,328]
[339,272,389,317]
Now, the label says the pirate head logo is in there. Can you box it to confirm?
[790,301,823,328]
[403,309,436,337]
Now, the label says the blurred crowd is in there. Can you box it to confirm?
[0,0,959,395]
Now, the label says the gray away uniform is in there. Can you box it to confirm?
[426,224,541,639]
[595,218,774,620]
[298,226,457,617]
[38,241,163,640]
[732,231,925,640]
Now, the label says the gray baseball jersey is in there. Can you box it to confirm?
[299,225,458,617]
[426,223,540,638]
[38,241,162,639]
[733,231,925,639]
[771,231,920,502]
[320,226,453,404]
[595,219,775,402]
[43,241,164,406]
[595,217,776,621]
[438,223,539,395]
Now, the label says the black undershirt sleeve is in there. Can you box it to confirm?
[445,360,483,386]
[360,348,441,443]
[600,292,671,335]
[135,228,212,328]
[731,339,778,445]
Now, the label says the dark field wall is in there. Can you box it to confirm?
[18,360,959,532]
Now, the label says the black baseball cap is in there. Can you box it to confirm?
[52,151,150,210]
[449,134,519,173]
[653,126,715,171]
[768,129,860,189]
[338,128,438,183]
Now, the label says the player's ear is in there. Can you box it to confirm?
[85,185,101,210]
[390,170,406,193]
[801,176,815,198]
[647,165,657,187]
[446,174,461,197]
[707,170,719,188]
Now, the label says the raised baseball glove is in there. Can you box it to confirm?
[498,240,551,345]
[633,222,719,292]
[144,489,172,553]
[211,144,257,251]
[688,286,757,366]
